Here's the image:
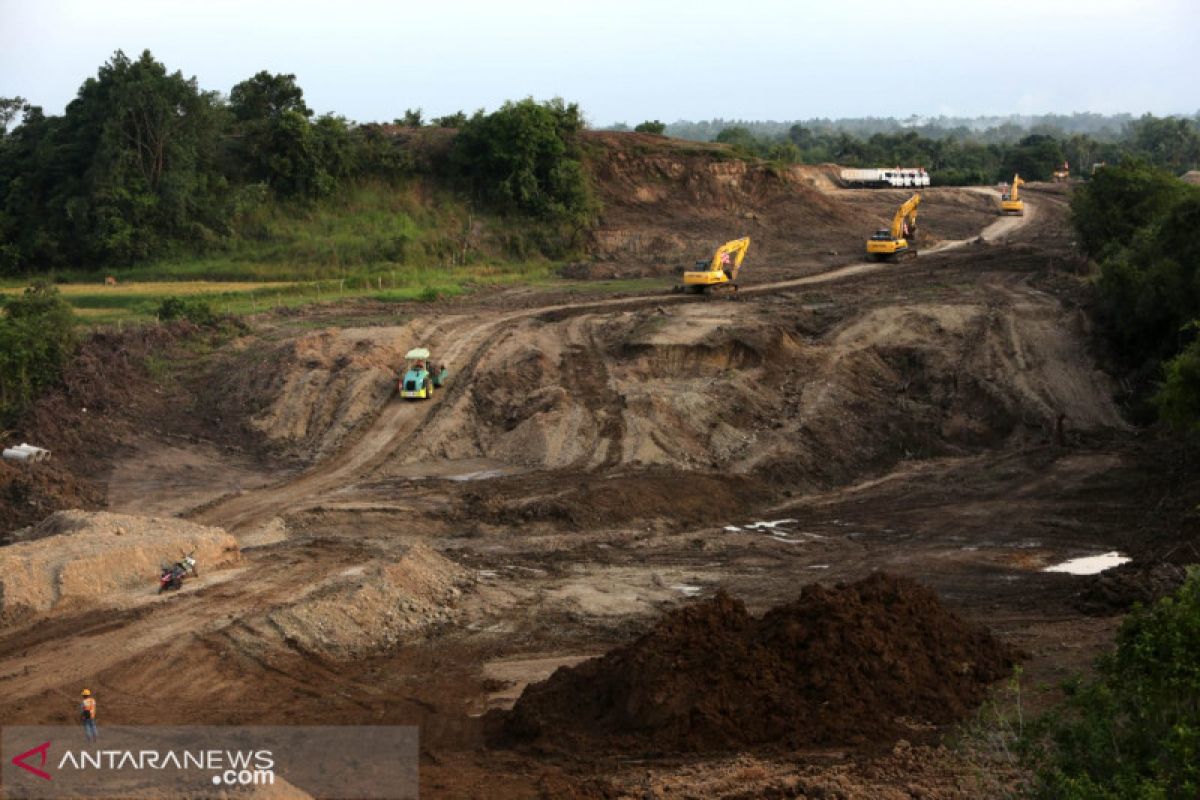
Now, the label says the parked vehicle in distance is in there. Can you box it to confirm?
[840,167,930,188]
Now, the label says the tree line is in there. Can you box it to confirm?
[639,112,1157,143]
[0,50,593,275]
[699,117,1200,185]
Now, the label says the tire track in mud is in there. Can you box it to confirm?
[559,318,627,469]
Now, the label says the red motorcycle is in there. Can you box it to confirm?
[158,554,198,594]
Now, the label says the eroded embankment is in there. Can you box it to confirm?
[398,290,1123,484]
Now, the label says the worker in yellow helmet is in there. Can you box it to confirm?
[80,689,97,742]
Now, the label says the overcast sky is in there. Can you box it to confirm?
[1,0,1197,126]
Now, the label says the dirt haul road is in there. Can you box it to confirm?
[0,186,1166,798]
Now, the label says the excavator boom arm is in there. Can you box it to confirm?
[708,237,751,280]
[889,193,921,239]
[1009,175,1025,202]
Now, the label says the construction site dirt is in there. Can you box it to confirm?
[2,168,1196,798]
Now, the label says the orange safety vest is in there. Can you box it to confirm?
[81,697,96,720]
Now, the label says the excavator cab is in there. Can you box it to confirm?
[677,237,750,295]
[865,194,920,262]
[1000,175,1025,216]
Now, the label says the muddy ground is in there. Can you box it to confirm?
[2,181,1197,799]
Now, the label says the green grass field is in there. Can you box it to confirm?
[0,267,666,325]
[0,180,673,325]
[0,266,558,324]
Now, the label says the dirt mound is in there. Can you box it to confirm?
[495,573,1016,753]
[0,510,239,624]
[269,542,470,658]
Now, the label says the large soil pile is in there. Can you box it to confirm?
[0,510,239,623]
[496,573,1016,753]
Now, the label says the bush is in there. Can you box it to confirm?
[450,98,595,228]
[0,282,76,424]
[155,296,218,326]
[634,120,666,135]
[1071,160,1190,259]
[1155,332,1200,431]
[1024,569,1200,798]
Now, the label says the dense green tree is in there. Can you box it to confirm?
[1156,335,1200,432]
[229,71,311,122]
[1127,115,1200,173]
[450,98,593,226]
[0,96,27,135]
[1001,134,1066,181]
[715,126,759,153]
[228,71,351,198]
[0,50,228,269]
[431,111,468,128]
[1071,160,1189,258]
[634,120,666,135]
[1072,162,1200,423]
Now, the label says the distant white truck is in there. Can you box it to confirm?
[840,167,930,188]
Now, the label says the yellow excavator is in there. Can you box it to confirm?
[1000,175,1025,216]
[866,193,921,262]
[677,237,750,294]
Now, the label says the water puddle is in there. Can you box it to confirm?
[1043,551,1130,575]
[724,518,830,544]
[671,584,703,597]
[744,519,798,530]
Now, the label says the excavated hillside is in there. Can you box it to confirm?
[582,132,853,272]
[578,132,996,281]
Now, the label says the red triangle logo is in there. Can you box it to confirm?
[12,740,52,780]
